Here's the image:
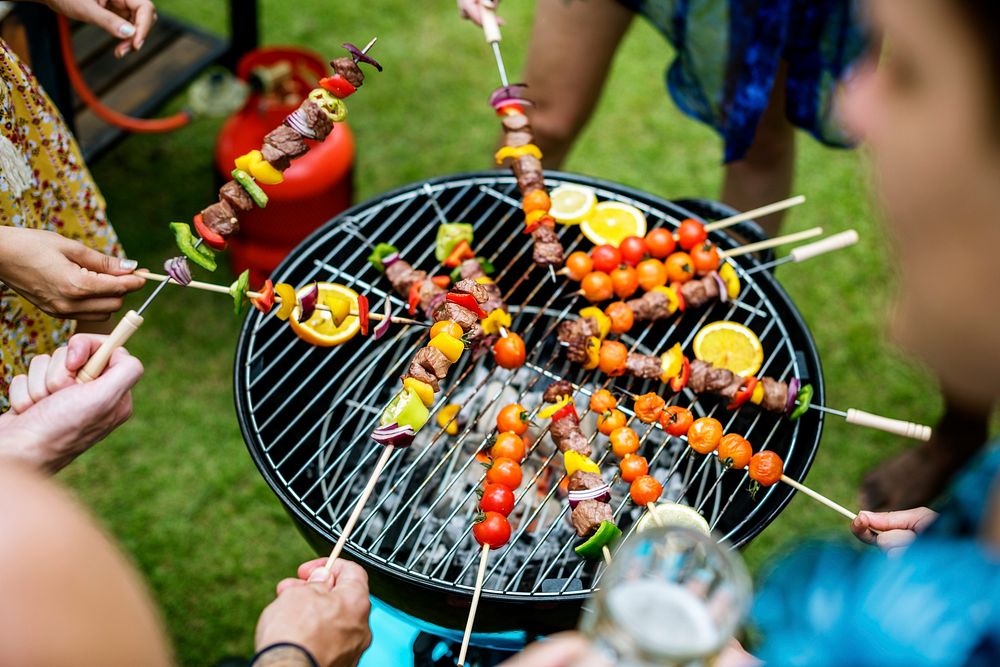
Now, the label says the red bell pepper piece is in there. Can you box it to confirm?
[444,240,475,268]
[408,281,423,315]
[431,275,451,289]
[192,213,228,251]
[495,103,525,117]
[551,402,578,423]
[727,376,758,410]
[358,293,369,335]
[250,279,275,314]
[669,356,691,393]
[446,292,487,319]
[671,282,686,313]
[319,74,356,99]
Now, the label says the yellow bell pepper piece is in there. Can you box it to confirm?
[517,143,543,160]
[429,333,465,363]
[582,336,601,370]
[539,396,573,419]
[437,403,461,435]
[718,263,741,300]
[494,146,519,165]
[326,295,351,326]
[579,307,611,340]
[235,149,262,173]
[652,286,681,315]
[494,144,544,166]
[274,283,297,321]
[475,276,494,285]
[403,377,436,408]
[750,382,765,405]
[659,343,684,383]
[249,157,284,185]
[564,450,601,476]
[525,210,548,227]
[481,309,512,336]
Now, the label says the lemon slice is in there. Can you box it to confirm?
[549,184,597,225]
[289,282,361,347]
[692,321,764,377]
[637,503,710,534]
[581,201,647,247]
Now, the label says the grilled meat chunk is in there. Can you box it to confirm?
[385,260,426,296]
[704,365,737,393]
[262,125,309,172]
[571,499,613,538]
[558,430,592,457]
[219,180,255,213]
[480,283,504,314]
[549,415,579,441]
[689,360,712,394]
[330,57,365,87]
[721,376,745,400]
[543,380,574,403]
[513,155,545,193]
[533,240,564,266]
[453,279,490,304]
[625,353,662,380]
[557,317,600,347]
[201,200,239,237]
[405,362,439,392]
[413,346,452,381]
[680,274,720,310]
[300,100,333,141]
[418,280,446,313]
[459,258,486,281]
[501,113,531,132]
[761,377,788,413]
[504,130,533,148]
[626,290,671,322]
[567,471,605,492]
[433,301,479,332]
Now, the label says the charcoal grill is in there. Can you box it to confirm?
[234,171,824,642]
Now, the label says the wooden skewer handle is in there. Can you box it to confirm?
[703,195,806,233]
[457,544,491,667]
[790,229,859,263]
[480,1,502,43]
[845,409,932,441]
[76,310,143,383]
[325,446,395,567]
[720,227,823,259]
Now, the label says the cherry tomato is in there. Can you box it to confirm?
[629,474,663,506]
[676,218,707,251]
[665,252,695,283]
[610,265,639,299]
[636,258,668,291]
[659,405,694,437]
[479,483,515,516]
[589,389,618,415]
[748,451,783,487]
[565,251,593,281]
[523,190,551,214]
[605,301,634,334]
[690,242,720,274]
[597,408,627,435]
[598,340,628,377]
[591,244,622,274]
[431,320,464,340]
[645,227,676,258]
[609,426,640,457]
[619,236,648,266]
[718,433,753,470]
[497,404,529,435]
[494,333,526,369]
[486,457,523,488]
[581,271,614,302]
[473,511,512,548]
[619,454,648,482]
[687,417,723,454]
[491,431,527,462]
[634,392,666,424]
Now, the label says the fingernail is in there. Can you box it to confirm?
[119,23,136,37]
[120,258,138,271]
[308,568,331,583]
[118,45,131,59]
[136,38,144,50]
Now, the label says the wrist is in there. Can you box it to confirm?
[251,643,319,667]
[0,420,49,471]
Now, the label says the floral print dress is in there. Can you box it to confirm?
[0,38,124,411]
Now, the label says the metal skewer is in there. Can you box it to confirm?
[743,229,860,275]
[479,2,508,87]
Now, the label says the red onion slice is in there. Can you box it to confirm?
[374,298,392,340]
[342,43,383,71]
[382,252,401,268]
[785,378,800,415]
[299,283,319,321]
[164,256,192,286]
[568,484,612,509]
[711,271,728,303]
[284,109,317,140]
[372,423,415,448]
[488,83,529,106]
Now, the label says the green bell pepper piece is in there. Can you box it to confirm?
[574,520,622,561]
[435,223,474,262]
[380,387,430,433]
[367,243,399,273]
[449,257,494,284]
[308,89,348,122]
[789,383,813,420]
[232,168,268,208]
[169,222,217,272]
[228,269,250,317]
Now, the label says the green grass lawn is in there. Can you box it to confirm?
[62,1,945,664]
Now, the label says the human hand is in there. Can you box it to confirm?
[257,558,372,667]
[457,0,504,27]
[40,0,157,57]
[714,639,762,667]
[0,227,145,320]
[0,334,143,473]
[851,508,939,555]
[499,633,610,667]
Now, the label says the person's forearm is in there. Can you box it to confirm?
[251,644,318,667]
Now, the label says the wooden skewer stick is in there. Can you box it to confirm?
[602,545,613,565]
[133,270,424,326]
[719,227,823,259]
[325,446,395,567]
[457,544,491,667]
[703,195,807,233]
[646,502,664,527]
[779,474,858,522]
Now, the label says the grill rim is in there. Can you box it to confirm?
[233,170,825,614]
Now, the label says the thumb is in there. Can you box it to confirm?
[67,244,139,275]
[78,3,138,41]
[307,567,334,591]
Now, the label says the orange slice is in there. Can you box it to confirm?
[288,282,361,347]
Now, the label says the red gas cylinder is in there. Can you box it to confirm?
[215,46,355,284]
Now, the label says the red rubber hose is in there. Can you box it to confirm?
[57,15,191,133]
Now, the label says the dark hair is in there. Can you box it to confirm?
[953,1,1000,105]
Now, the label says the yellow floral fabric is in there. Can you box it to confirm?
[0,38,123,411]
